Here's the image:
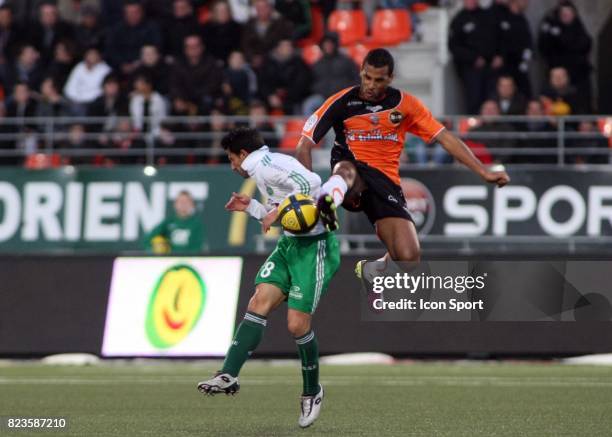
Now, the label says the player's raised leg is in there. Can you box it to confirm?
[197,283,285,395]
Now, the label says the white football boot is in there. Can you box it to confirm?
[197,372,240,396]
[298,384,324,428]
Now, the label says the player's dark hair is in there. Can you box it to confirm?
[363,48,394,75]
[221,127,265,154]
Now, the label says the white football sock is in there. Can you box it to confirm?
[321,175,348,207]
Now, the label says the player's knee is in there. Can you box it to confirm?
[287,315,310,337]
[247,289,273,316]
[333,161,357,188]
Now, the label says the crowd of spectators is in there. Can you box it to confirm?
[446,0,608,165]
[0,0,607,166]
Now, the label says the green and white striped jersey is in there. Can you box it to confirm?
[240,146,326,236]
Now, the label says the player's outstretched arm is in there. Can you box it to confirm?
[435,129,510,188]
[296,135,315,170]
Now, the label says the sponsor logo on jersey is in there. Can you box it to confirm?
[346,129,399,143]
[347,100,363,106]
[389,110,403,125]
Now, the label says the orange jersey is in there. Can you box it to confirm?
[302,86,444,185]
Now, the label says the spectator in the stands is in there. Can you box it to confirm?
[540,66,583,115]
[133,44,171,96]
[4,44,45,94]
[87,73,129,142]
[248,99,278,148]
[302,32,359,115]
[223,50,257,110]
[60,123,89,164]
[45,39,77,90]
[64,45,111,114]
[105,0,161,76]
[203,108,231,163]
[129,73,167,141]
[57,0,100,25]
[36,76,72,119]
[29,1,74,66]
[494,0,533,98]
[3,82,38,163]
[275,0,311,41]
[170,34,224,114]
[158,94,202,159]
[257,38,311,115]
[490,75,526,116]
[164,0,200,61]
[448,0,499,114]
[241,0,293,63]
[467,100,516,163]
[514,99,558,164]
[0,4,24,67]
[74,5,106,52]
[568,121,610,164]
[201,0,243,64]
[538,0,592,112]
[104,117,146,165]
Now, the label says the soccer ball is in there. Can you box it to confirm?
[277,194,319,234]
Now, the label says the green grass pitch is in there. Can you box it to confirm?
[1,361,612,436]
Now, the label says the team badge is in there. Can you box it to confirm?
[370,114,379,125]
[389,110,403,125]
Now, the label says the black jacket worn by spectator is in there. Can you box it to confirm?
[0,20,24,64]
[201,20,243,64]
[241,17,293,61]
[28,19,74,65]
[164,14,201,60]
[491,91,527,116]
[538,6,592,88]
[275,0,312,40]
[311,38,359,98]
[87,94,130,135]
[133,62,172,96]
[541,84,584,115]
[494,3,533,97]
[448,6,498,113]
[258,53,311,114]
[105,19,162,69]
[170,55,224,112]
[3,61,45,94]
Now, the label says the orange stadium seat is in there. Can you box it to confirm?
[346,43,371,67]
[280,119,306,149]
[411,2,430,13]
[369,9,412,46]
[301,43,323,65]
[597,117,612,147]
[297,6,325,47]
[327,10,367,46]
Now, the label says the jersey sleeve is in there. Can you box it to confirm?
[302,87,352,144]
[246,199,271,220]
[400,93,445,143]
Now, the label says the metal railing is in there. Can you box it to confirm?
[0,114,610,166]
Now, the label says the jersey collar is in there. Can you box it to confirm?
[240,145,269,176]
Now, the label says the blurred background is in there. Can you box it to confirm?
[1,0,612,359]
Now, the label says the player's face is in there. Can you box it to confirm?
[359,64,392,102]
[228,150,250,178]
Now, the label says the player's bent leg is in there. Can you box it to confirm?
[375,217,421,262]
[287,309,323,428]
[197,284,285,396]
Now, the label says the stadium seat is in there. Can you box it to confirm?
[411,2,430,13]
[346,43,371,67]
[597,117,612,147]
[369,9,412,46]
[301,43,323,65]
[327,10,367,46]
[297,6,325,47]
[280,119,306,149]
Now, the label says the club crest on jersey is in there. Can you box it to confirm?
[389,110,403,125]
[366,105,383,113]
[370,114,379,125]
